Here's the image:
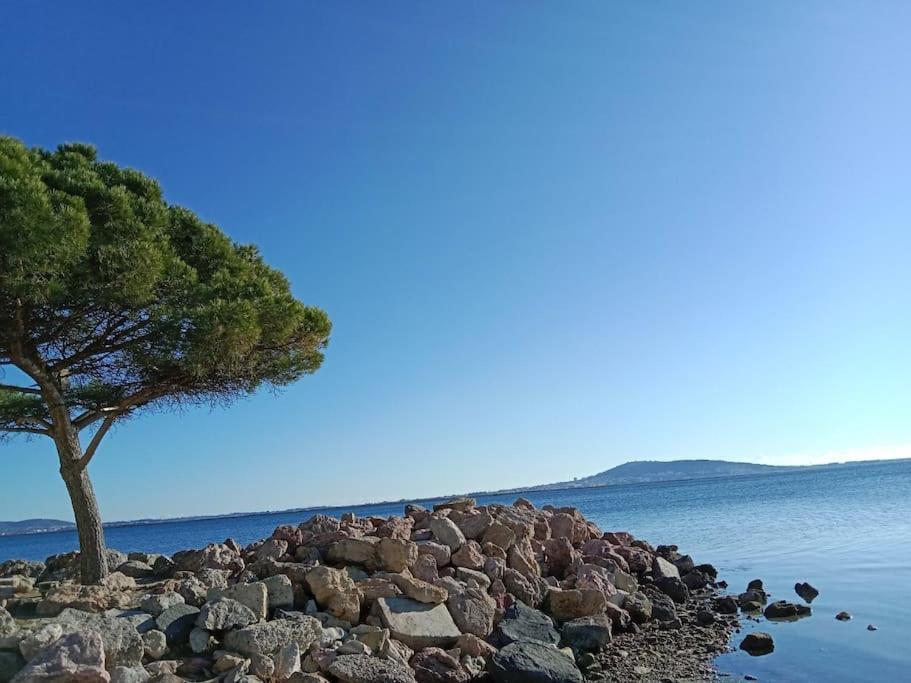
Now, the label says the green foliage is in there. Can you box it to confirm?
[0,135,331,430]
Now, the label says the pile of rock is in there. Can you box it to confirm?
[0,497,735,682]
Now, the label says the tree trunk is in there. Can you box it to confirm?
[56,439,108,584]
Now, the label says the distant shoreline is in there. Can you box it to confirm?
[3,457,907,540]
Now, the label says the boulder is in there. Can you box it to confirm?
[196,597,257,631]
[454,513,493,541]
[155,604,200,646]
[374,597,461,650]
[545,588,606,623]
[795,582,819,603]
[481,523,516,552]
[139,593,184,618]
[450,542,484,571]
[326,538,380,568]
[416,542,451,568]
[55,609,144,670]
[446,586,496,638]
[141,630,166,660]
[429,518,465,551]
[739,631,774,655]
[493,602,559,647]
[623,592,652,623]
[207,582,268,621]
[36,584,133,617]
[305,566,361,624]
[652,556,680,581]
[655,576,689,603]
[377,539,418,573]
[261,574,294,612]
[488,641,583,683]
[20,624,64,662]
[223,616,322,656]
[560,614,612,651]
[109,666,149,683]
[114,562,154,580]
[327,654,416,683]
[433,498,476,513]
[390,575,447,605]
[11,631,109,683]
[411,647,469,683]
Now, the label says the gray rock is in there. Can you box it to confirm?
[141,630,166,660]
[188,628,216,654]
[207,582,268,621]
[272,643,301,680]
[155,604,200,646]
[114,562,154,580]
[446,586,496,638]
[197,597,257,631]
[20,624,64,662]
[139,593,184,618]
[652,556,680,581]
[11,631,109,682]
[374,597,460,650]
[560,614,612,651]
[109,666,149,683]
[327,654,416,683]
[261,575,294,612]
[488,641,583,683]
[429,517,466,551]
[0,651,25,683]
[623,592,652,623]
[493,602,559,647]
[54,610,144,670]
[223,616,322,656]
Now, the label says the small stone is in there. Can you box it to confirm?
[794,581,819,603]
[867,624,877,631]
[836,611,852,621]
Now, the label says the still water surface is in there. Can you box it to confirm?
[2,459,909,681]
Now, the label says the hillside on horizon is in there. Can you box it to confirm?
[0,519,75,537]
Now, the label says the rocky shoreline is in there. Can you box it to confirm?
[1,498,740,682]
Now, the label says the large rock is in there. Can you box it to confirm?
[36,584,133,617]
[390,575,447,605]
[488,641,582,683]
[207,582,268,620]
[446,586,496,638]
[171,544,241,574]
[481,523,516,551]
[410,647,469,683]
[261,574,294,612]
[55,609,144,670]
[155,604,199,646]
[139,593,184,618]
[545,588,606,623]
[493,602,559,647]
[652,556,680,581]
[327,654,416,683]
[374,597,460,650]
[740,631,774,656]
[377,539,418,573]
[11,631,110,683]
[0,651,26,683]
[560,615,612,651]
[429,518,465,551]
[19,624,64,662]
[224,616,322,656]
[196,597,257,631]
[326,537,380,568]
[305,567,361,624]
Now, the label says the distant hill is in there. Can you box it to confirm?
[480,459,793,494]
[0,519,75,536]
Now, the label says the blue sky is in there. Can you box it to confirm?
[2,1,910,520]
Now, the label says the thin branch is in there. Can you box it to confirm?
[0,383,42,395]
[79,414,116,470]
[2,426,50,436]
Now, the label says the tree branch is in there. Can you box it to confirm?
[79,414,116,470]
[0,383,42,395]
[2,426,50,436]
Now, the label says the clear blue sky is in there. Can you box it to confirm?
[2,1,910,521]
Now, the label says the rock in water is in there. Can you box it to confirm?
[836,611,852,621]
[12,631,109,682]
[488,641,583,683]
[740,631,774,656]
[794,581,819,603]
[764,600,811,619]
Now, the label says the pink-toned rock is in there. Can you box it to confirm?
[376,517,415,540]
[450,541,484,571]
[502,568,541,607]
[575,564,618,601]
[506,538,539,580]
[481,523,516,552]
[614,545,650,573]
[305,566,361,623]
[456,633,497,659]
[416,542,452,567]
[545,587,607,622]
[411,646,469,683]
[355,577,402,603]
[391,574,448,604]
[378,538,419,573]
[542,537,575,578]
[413,554,439,583]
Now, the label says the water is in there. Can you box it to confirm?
[2,459,909,681]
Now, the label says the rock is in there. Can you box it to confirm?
[377,539,418,573]
[416,543,451,568]
[139,593,184,618]
[305,567,361,624]
[326,538,380,568]
[560,614,612,651]
[836,611,852,621]
[411,647,469,682]
[488,641,583,683]
[224,616,322,656]
[501,568,541,608]
[155,604,200,646]
[623,592,652,624]
[208,582,269,621]
[454,512,493,541]
[764,600,810,619]
[647,591,677,624]
[655,576,689,603]
[429,518,465,551]
[273,643,301,680]
[456,633,496,659]
[54,609,144,670]
[188,627,215,654]
[355,577,402,603]
[36,584,132,617]
[482,523,516,552]
[11,631,110,682]
[740,631,774,656]
[795,582,819,603]
[109,666,149,683]
[0,650,25,683]
[412,555,439,583]
[696,609,716,625]
[455,568,490,590]
[171,544,242,574]
[714,596,738,614]
[197,597,257,631]
[390,575,447,605]
[493,602,560,647]
[652,556,680,581]
[261,574,294,612]
[141,630,166,660]
[446,586,495,638]
[374,597,460,650]
[450,542,484,571]
[433,498,475,513]
[114,562,154,580]
[327,654,416,683]
[867,624,877,631]
[545,588,606,623]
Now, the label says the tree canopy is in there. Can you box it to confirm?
[0,135,331,443]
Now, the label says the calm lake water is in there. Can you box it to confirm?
[2,459,909,681]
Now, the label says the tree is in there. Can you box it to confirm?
[0,136,331,583]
